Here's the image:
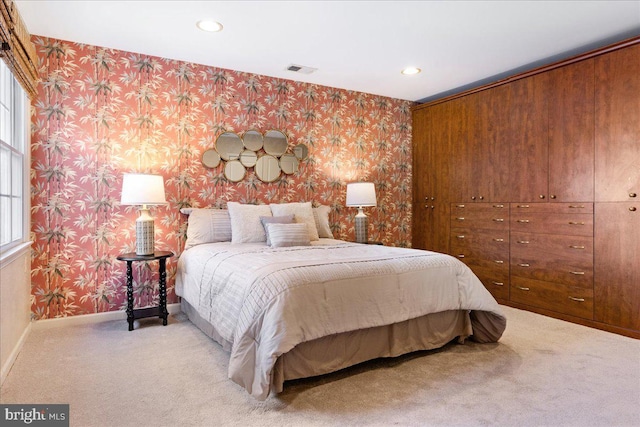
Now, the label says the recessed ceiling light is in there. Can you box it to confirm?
[196,20,223,32]
[401,67,421,75]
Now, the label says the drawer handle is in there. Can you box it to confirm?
[568,297,585,302]
[493,218,505,222]
[516,219,530,223]
[492,282,504,286]
[517,205,530,209]
[493,238,505,242]
[493,204,504,208]
[456,235,465,239]
[630,193,637,198]
[517,240,530,244]
[518,263,530,267]
[569,245,585,249]
[568,205,585,209]
[457,254,465,258]
[570,271,585,275]
[568,221,585,225]
[456,204,465,208]
[456,217,465,221]
[494,260,504,264]
[516,286,530,291]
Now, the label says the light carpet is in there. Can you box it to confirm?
[1,306,638,427]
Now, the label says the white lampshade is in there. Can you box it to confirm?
[121,173,167,206]
[346,182,377,208]
[121,173,167,255]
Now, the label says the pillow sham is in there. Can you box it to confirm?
[313,205,333,239]
[260,215,295,246]
[265,223,311,248]
[181,208,232,250]
[227,202,273,243]
[270,202,320,241]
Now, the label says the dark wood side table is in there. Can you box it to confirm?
[116,251,174,331]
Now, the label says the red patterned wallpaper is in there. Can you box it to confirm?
[30,36,413,319]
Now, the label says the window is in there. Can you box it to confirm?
[0,60,28,253]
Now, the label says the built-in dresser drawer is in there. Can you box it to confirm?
[451,203,509,231]
[510,203,593,214]
[511,276,594,319]
[471,265,510,301]
[511,213,593,236]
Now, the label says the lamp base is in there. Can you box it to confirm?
[135,207,155,255]
[354,211,368,244]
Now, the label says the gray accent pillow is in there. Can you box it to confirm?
[260,214,295,246]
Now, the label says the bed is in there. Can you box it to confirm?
[175,203,506,400]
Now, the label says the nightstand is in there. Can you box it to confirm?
[116,251,174,331]
[354,241,383,245]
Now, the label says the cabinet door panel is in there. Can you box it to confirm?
[548,59,595,202]
[594,203,640,330]
[508,74,549,202]
[595,44,640,202]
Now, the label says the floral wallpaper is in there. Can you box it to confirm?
[30,36,413,319]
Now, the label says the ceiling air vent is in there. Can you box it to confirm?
[286,64,317,74]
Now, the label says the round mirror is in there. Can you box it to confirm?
[263,130,288,157]
[202,149,221,168]
[255,154,282,182]
[293,143,309,160]
[224,160,246,182]
[243,130,263,151]
[280,153,299,175]
[239,149,258,167]
[216,132,243,161]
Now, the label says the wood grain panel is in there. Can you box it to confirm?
[594,202,640,330]
[508,73,549,202]
[510,202,593,214]
[595,44,640,202]
[548,59,595,202]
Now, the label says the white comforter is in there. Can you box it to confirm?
[176,240,506,400]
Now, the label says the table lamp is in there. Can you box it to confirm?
[121,173,167,255]
[346,182,377,243]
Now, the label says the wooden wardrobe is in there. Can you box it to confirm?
[412,37,640,339]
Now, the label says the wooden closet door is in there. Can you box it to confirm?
[548,59,595,202]
[508,74,549,202]
[594,202,640,331]
[478,85,510,202]
[412,102,451,253]
[595,44,640,202]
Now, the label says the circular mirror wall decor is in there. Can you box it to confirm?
[263,130,288,157]
[293,143,309,160]
[224,160,246,182]
[239,149,258,168]
[202,149,221,168]
[243,130,264,151]
[279,153,299,175]
[216,132,243,161]
[255,154,282,183]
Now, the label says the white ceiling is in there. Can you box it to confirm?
[15,0,640,102]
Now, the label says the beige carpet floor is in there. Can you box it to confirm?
[1,306,639,427]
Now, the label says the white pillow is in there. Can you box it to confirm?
[313,205,333,238]
[270,202,320,241]
[227,202,272,243]
[265,223,311,248]
[181,208,232,250]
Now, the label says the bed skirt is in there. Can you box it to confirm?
[181,299,472,395]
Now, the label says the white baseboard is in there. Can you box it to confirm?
[1,322,32,387]
[32,303,182,331]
